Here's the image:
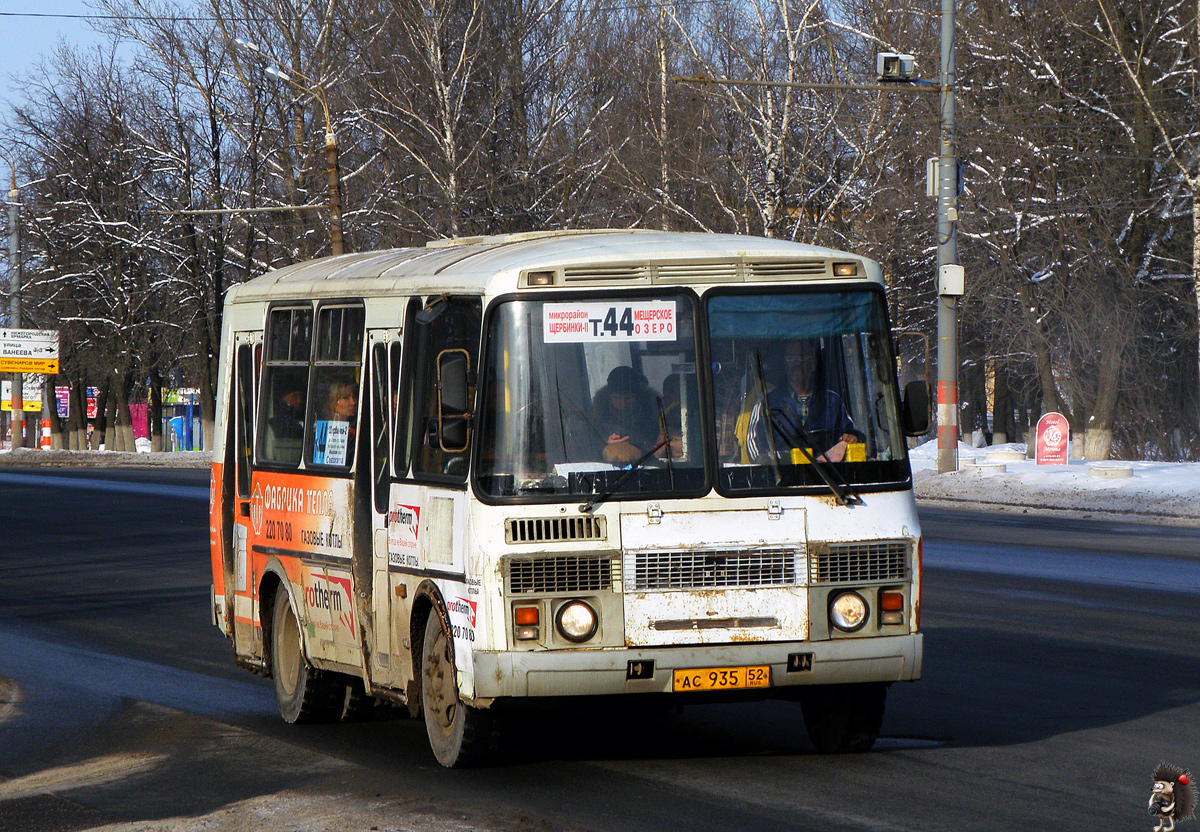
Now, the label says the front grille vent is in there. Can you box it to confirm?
[654,262,740,282]
[628,547,799,591]
[563,265,649,283]
[809,540,909,584]
[506,515,607,544]
[506,555,616,594]
[748,260,828,279]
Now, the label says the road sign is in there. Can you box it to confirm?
[0,328,59,374]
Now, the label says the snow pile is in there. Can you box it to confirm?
[911,440,1200,523]
[0,448,209,468]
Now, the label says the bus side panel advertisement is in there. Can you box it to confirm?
[300,563,358,662]
[249,471,354,561]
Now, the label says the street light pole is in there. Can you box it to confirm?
[935,0,960,474]
[238,42,345,256]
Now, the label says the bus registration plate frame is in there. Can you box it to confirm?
[673,665,771,692]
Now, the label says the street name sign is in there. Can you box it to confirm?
[0,328,59,374]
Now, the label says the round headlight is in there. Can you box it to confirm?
[829,591,869,632]
[555,600,598,643]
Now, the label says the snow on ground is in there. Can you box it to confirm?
[911,440,1200,525]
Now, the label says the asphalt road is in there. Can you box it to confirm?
[0,468,1197,832]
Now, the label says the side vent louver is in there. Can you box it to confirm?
[748,260,828,279]
[563,265,649,283]
[506,515,607,544]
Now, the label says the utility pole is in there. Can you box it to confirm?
[935,0,960,474]
[7,174,22,449]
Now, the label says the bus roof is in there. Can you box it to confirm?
[226,229,879,303]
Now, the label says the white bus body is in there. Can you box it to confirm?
[208,230,928,766]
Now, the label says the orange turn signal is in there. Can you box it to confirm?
[880,591,904,611]
[514,606,540,626]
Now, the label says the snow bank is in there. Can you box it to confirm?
[911,441,1200,524]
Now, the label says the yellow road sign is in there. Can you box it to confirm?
[0,358,59,374]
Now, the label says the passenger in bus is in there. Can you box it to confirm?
[592,366,661,465]
[272,389,306,439]
[746,340,858,463]
[327,381,358,425]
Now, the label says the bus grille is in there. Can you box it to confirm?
[506,556,615,594]
[808,541,909,583]
[505,515,607,544]
[627,547,799,591]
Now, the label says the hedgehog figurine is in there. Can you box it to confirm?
[1150,762,1197,832]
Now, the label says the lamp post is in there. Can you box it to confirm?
[2,150,22,448]
[236,40,344,256]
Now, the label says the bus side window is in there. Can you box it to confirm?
[258,306,313,467]
[307,304,366,469]
[371,341,391,513]
[235,344,254,496]
[411,296,482,481]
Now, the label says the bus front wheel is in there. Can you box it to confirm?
[271,585,343,723]
[799,682,887,753]
[421,613,498,767]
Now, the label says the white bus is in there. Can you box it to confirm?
[208,229,930,766]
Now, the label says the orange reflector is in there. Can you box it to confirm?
[514,606,540,626]
[833,261,859,277]
[880,591,904,611]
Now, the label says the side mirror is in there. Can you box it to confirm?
[901,380,931,437]
[436,349,471,453]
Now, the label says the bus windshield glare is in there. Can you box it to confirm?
[475,288,908,500]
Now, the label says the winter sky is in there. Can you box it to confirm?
[1,2,110,117]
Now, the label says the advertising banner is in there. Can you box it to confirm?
[1035,412,1070,465]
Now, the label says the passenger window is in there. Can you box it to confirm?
[306,305,365,469]
[258,306,312,466]
[411,297,482,481]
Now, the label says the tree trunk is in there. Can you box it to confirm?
[150,371,164,453]
[68,380,87,451]
[1083,343,1122,460]
[94,378,111,450]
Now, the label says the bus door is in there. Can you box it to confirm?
[231,333,260,651]
[391,297,481,676]
[364,328,403,686]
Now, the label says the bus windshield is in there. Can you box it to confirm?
[476,294,705,499]
[475,287,910,501]
[709,288,908,493]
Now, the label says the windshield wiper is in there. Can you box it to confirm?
[753,349,862,507]
[656,395,675,489]
[580,434,671,514]
[769,407,863,507]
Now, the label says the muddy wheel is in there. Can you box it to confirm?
[800,682,887,754]
[421,612,499,767]
[271,584,343,724]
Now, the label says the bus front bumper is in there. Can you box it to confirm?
[469,633,921,699]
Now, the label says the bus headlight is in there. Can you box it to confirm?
[555,600,598,643]
[829,591,869,632]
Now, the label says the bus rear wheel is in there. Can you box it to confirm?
[800,682,887,754]
[271,585,343,723]
[421,613,498,767]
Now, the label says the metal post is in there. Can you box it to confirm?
[935,0,959,474]
[7,184,22,449]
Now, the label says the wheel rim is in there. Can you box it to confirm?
[277,603,301,697]
[424,624,457,733]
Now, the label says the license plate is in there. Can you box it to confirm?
[673,665,770,692]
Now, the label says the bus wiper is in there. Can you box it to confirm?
[580,435,671,514]
[753,349,861,507]
[656,395,675,489]
[770,407,864,507]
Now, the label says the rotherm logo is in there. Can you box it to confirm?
[250,483,264,535]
